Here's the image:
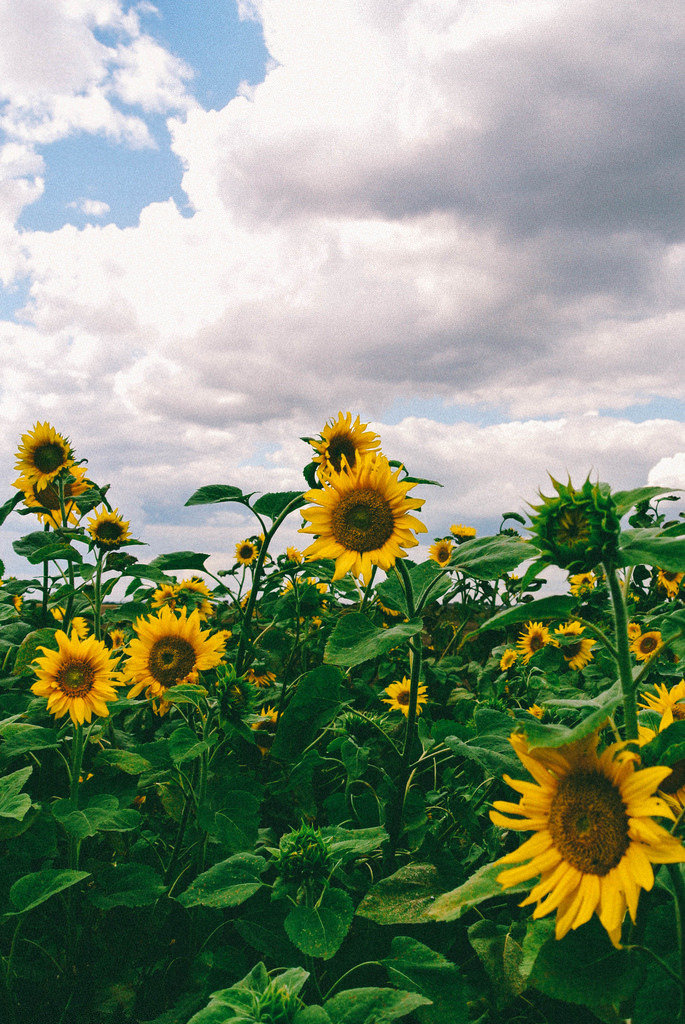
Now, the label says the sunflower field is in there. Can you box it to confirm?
[0,417,684,1024]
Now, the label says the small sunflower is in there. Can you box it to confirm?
[500,649,518,672]
[86,507,132,548]
[516,621,555,664]
[309,411,381,477]
[569,572,597,597]
[554,621,595,671]
[17,465,90,527]
[450,524,476,541]
[638,680,685,730]
[429,539,453,567]
[12,595,22,614]
[285,546,303,564]
[32,630,121,725]
[630,631,663,662]
[657,569,683,599]
[175,577,214,619]
[109,628,126,650]
[527,704,544,719]
[244,667,277,689]
[381,677,428,717]
[627,622,642,641]
[14,422,73,491]
[235,539,259,566]
[51,606,65,623]
[151,584,178,611]
[300,453,427,584]
[490,730,685,945]
[251,704,278,755]
[70,616,90,640]
[377,597,403,618]
[123,606,226,701]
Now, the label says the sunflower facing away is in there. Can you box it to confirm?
[657,569,683,599]
[86,507,132,548]
[175,577,214,619]
[490,730,685,945]
[16,465,90,527]
[638,679,685,730]
[429,539,453,567]
[14,422,73,491]
[235,539,259,566]
[382,677,428,717]
[123,606,226,701]
[300,454,427,584]
[251,704,278,756]
[450,524,476,541]
[32,630,121,725]
[517,621,555,664]
[554,621,596,671]
[244,667,277,689]
[309,411,381,477]
[630,630,663,662]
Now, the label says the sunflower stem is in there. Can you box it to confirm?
[93,552,104,641]
[56,475,76,630]
[667,863,685,1011]
[604,561,638,740]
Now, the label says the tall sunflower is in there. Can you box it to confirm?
[299,454,427,584]
[235,539,259,566]
[382,677,428,717]
[516,621,555,664]
[309,411,381,477]
[32,631,121,725]
[554,621,595,671]
[657,569,683,599]
[429,539,453,567]
[14,422,73,491]
[490,730,685,945]
[122,606,226,700]
[86,507,132,548]
[16,465,90,527]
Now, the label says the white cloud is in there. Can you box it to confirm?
[68,198,111,217]
[648,453,685,491]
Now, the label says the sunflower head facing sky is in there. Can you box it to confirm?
[86,507,132,548]
[381,677,428,717]
[14,422,74,492]
[450,523,476,541]
[429,538,453,567]
[528,476,620,573]
[308,411,381,478]
[554,620,596,671]
[490,730,685,946]
[299,453,427,584]
[32,630,121,725]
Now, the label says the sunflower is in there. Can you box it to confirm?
[122,606,226,700]
[381,677,428,717]
[51,606,65,622]
[305,576,329,594]
[500,649,518,672]
[86,507,132,548]
[377,597,403,618]
[32,630,121,725]
[285,546,303,564]
[429,539,453,567]
[151,584,178,611]
[12,595,22,614]
[630,631,663,662]
[235,539,259,566]
[70,616,90,640]
[16,465,90,527]
[657,569,683,599]
[175,577,214,619]
[638,679,685,730]
[309,411,381,477]
[490,730,685,945]
[517,621,555,664]
[109,628,126,649]
[251,705,278,755]
[569,572,597,597]
[627,622,642,641]
[527,704,544,719]
[244,667,277,689]
[554,621,595,671]
[300,454,427,584]
[14,422,73,492]
[450,524,476,541]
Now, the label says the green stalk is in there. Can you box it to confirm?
[93,551,104,641]
[68,724,85,870]
[603,561,638,740]
[668,863,685,1015]
[41,523,50,621]
[57,475,75,630]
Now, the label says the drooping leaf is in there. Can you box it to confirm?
[429,860,528,922]
[443,735,520,775]
[613,486,676,518]
[323,986,431,1024]
[324,614,422,668]
[12,531,83,564]
[184,484,253,507]
[618,528,685,572]
[95,749,153,775]
[12,628,59,676]
[448,534,531,580]
[356,863,445,925]
[9,868,90,914]
[0,491,25,527]
[169,725,216,765]
[381,937,469,1024]
[0,722,60,758]
[147,550,209,572]
[284,887,354,960]
[271,665,344,761]
[252,491,305,520]
[176,853,266,909]
[0,766,33,820]
[478,595,578,633]
[90,863,167,909]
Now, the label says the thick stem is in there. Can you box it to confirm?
[68,724,85,870]
[603,561,638,740]
[93,553,104,641]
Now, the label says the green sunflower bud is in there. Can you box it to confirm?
[250,980,302,1023]
[275,824,332,886]
[216,663,257,722]
[528,476,620,572]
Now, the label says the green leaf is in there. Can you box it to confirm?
[478,595,578,633]
[640,720,685,767]
[9,868,90,914]
[324,613,422,668]
[12,628,59,676]
[443,735,520,776]
[95,749,153,775]
[517,690,622,749]
[147,550,209,572]
[284,887,354,960]
[177,853,266,909]
[356,863,444,925]
[184,484,253,507]
[162,683,208,708]
[188,965,309,1024]
[618,528,685,572]
[0,766,33,820]
[321,825,388,862]
[271,665,344,761]
[199,776,262,853]
[376,560,451,616]
[294,1008,333,1024]
[653,608,685,660]
[52,796,140,839]
[90,863,167,909]
[449,534,531,580]
[429,860,528,922]
[323,987,431,1024]
[613,486,675,517]
[252,491,305,520]
[381,937,469,1024]
[12,531,83,564]
[0,722,60,758]
[467,919,528,1002]
[0,491,24,527]
[169,726,216,765]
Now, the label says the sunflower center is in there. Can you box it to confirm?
[332,489,394,553]
[326,435,357,473]
[563,640,583,659]
[555,508,590,547]
[529,632,545,652]
[549,769,629,875]
[58,660,95,697]
[662,571,678,582]
[33,442,67,474]
[239,544,255,559]
[396,689,410,706]
[640,636,658,654]
[672,703,685,721]
[148,637,196,687]
[659,759,685,795]
[96,520,124,542]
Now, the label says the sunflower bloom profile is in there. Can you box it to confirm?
[175,577,214,619]
[516,621,555,664]
[554,621,595,671]
[16,465,90,527]
[569,572,597,597]
[657,569,683,599]
[300,454,427,584]
[638,680,685,730]
[309,411,381,477]
[450,523,476,541]
[32,631,121,725]
[86,507,132,548]
[500,649,518,671]
[14,422,73,491]
[382,677,428,717]
[490,731,685,945]
[123,606,226,701]
[429,539,453,567]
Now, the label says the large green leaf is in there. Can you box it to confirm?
[252,491,305,520]
[613,486,675,517]
[271,665,343,761]
[90,863,167,910]
[443,735,520,776]
[147,550,209,571]
[324,613,422,668]
[323,987,431,1024]
[618,528,685,572]
[0,766,33,820]
[381,937,468,1024]
[95,750,153,775]
[449,534,531,580]
[12,628,59,676]
[9,868,90,914]
[0,722,60,758]
[321,825,388,862]
[652,608,685,660]
[12,531,83,564]
[52,796,140,839]
[429,860,528,922]
[184,484,253,507]
[0,491,24,527]
[284,887,354,960]
[478,595,578,633]
[517,689,622,750]
[169,726,216,765]
[177,853,266,909]
[356,863,444,925]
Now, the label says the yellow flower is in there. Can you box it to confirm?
[251,705,278,755]
[569,572,596,597]
[638,680,685,730]
[554,621,595,671]
[305,576,329,594]
[175,577,214,619]
[630,631,663,662]
[122,606,226,701]
[109,628,126,649]
[86,507,132,548]
[32,630,121,725]
[285,546,303,564]
[527,704,544,719]
[311,616,323,628]
[500,649,518,671]
[377,598,402,618]
[450,524,476,540]
[16,465,90,527]
[151,584,178,611]
[69,617,89,640]
[12,595,22,614]
[381,677,428,717]
[657,569,683,599]
[51,606,65,622]
[14,422,73,492]
[235,539,259,566]
[300,454,427,584]
[309,411,381,477]
[627,622,642,641]
[429,539,453,567]
[244,667,277,689]
[516,622,555,664]
[490,731,685,945]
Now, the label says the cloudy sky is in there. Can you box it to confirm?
[0,0,683,577]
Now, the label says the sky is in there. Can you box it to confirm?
[0,0,683,580]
